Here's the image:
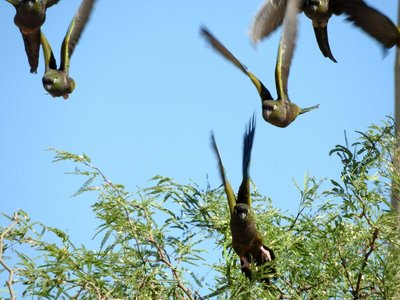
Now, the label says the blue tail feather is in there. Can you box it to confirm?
[242,114,256,180]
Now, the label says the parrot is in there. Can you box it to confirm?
[210,115,276,282]
[250,0,400,63]
[201,23,319,128]
[40,0,96,99]
[5,0,60,73]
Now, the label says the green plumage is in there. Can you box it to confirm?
[304,0,400,62]
[201,26,318,128]
[251,0,400,63]
[211,115,275,282]
[40,0,96,99]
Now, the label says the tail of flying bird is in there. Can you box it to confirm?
[299,103,320,115]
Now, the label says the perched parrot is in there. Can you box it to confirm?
[40,0,96,99]
[210,115,275,282]
[5,0,60,73]
[201,23,318,127]
[250,0,400,63]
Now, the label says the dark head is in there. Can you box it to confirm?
[304,0,321,9]
[14,0,45,31]
[262,100,279,119]
[22,0,43,13]
[303,0,332,20]
[42,70,76,99]
[262,100,300,128]
[233,203,250,222]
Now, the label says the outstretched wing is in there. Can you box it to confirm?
[60,0,96,71]
[237,114,256,207]
[40,32,57,71]
[201,27,273,101]
[249,0,288,44]
[45,0,61,8]
[333,0,400,49]
[275,0,301,101]
[5,0,19,6]
[210,132,237,215]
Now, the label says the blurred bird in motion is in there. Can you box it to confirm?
[250,0,400,63]
[5,0,60,73]
[40,0,96,99]
[201,19,318,128]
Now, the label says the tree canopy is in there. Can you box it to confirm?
[1,118,399,299]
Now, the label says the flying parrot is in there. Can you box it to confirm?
[40,0,96,99]
[201,22,318,128]
[211,115,275,282]
[5,0,60,73]
[250,0,400,63]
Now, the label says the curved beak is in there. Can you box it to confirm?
[238,212,247,222]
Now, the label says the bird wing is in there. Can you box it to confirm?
[21,30,41,73]
[40,32,57,71]
[5,0,19,6]
[275,0,301,101]
[237,114,256,207]
[333,0,400,48]
[249,0,288,44]
[45,0,61,8]
[201,26,274,101]
[313,26,337,62]
[60,0,96,71]
[210,133,237,215]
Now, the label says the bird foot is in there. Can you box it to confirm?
[240,257,252,280]
[240,256,250,269]
[260,246,272,261]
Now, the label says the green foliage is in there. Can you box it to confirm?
[1,119,399,299]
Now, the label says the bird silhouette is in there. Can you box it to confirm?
[250,0,400,63]
[40,0,96,99]
[201,23,318,127]
[5,0,60,73]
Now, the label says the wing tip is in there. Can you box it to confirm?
[199,25,212,40]
[242,113,256,178]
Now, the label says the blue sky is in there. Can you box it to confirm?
[0,0,396,295]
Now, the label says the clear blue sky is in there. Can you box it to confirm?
[0,0,396,295]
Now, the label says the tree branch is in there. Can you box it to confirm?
[353,227,379,299]
[0,213,20,300]
[336,241,355,292]
[147,234,195,300]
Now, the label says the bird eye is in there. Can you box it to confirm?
[263,102,276,111]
